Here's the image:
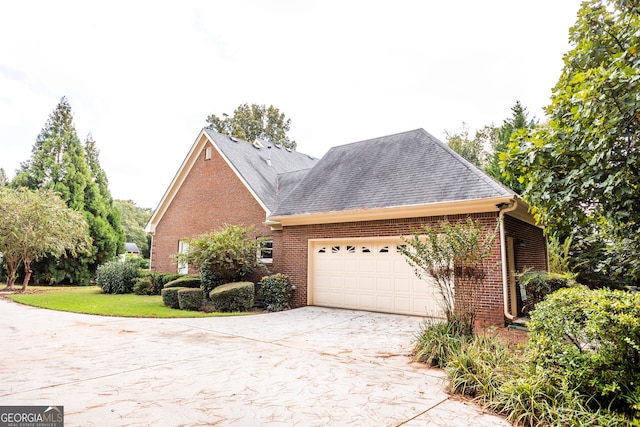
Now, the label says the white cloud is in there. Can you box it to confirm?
[0,0,582,209]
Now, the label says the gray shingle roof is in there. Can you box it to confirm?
[204,129,319,212]
[271,128,514,216]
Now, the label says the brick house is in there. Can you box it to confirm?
[146,128,547,326]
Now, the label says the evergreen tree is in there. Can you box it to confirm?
[485,101,536,193]
[12,97,124,284]
[114,199,152,258]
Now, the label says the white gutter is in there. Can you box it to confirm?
[499,199,519,321]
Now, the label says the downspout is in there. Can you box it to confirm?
[499,199,519,321]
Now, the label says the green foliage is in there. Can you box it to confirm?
[413,319,471,368]
[485,101,536,193]
[258,273,293,312]
[133,277,155,295]
[163,276,201,289]
[446,335,518,401]
[200,268,224,300]
[95,260,139,294]
[400,218,497,331]
[502,1,640,279]
[133,271,185,295]
[114,199,152,258]
[177,288,204,311]
[161,287,183,309]
[206,103,297,150]
[176,224,267,283]
[209,282,254,312]
[547,232,573,274]
[517,270,574,315]
[444,122,491,169]
[527,287,640,416]
[0,187,91,289]
[11,97,124,284]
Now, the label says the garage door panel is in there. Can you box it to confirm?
[312,239,445,317]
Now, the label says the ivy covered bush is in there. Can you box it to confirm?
[178,288,204,311]
[209,282,254,312]
[95,260,139,294]
[259,273,294,312]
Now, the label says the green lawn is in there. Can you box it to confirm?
[2,286,248,318]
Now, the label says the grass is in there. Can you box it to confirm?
[2,285,249,318]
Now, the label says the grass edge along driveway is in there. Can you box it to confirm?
[2,286,250,318]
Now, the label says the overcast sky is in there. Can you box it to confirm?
[1,1,583,209]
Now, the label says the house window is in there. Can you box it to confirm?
[331,246,341,253]
[204,146,212,160]
[362,246,371,253]
[379,246,389,253]
[346,245,356,253]
[318,247,326,254]
[178,240,189,274]
[258,238,273,263]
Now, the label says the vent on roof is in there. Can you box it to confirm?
[253,139,264,149]
[285,147,292,152]
[230,136,238,142]
[273,143,281,149]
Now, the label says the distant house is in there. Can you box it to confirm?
[124,242,140,257]
[145,128,548,326]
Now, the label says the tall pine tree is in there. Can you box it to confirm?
[13,97,124,284]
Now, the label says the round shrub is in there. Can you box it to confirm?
[164,276,201,289]
[517,271,574,314]
[527,286,640,416]
[258,273,294,312]
[161,287,184,309]
[95,260,139,294]
[200,268,224,300]
[133,277,154,295]
[209,282,254,312]
[178,288,204,311]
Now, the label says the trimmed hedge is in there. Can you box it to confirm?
[259,273,293,312]
[134,272,188,295]
[161,287,184,309]
[164,276,201,289]
[209,282,254,312]
[178,288,204,311]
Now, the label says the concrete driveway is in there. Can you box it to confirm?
[0,299,510,426]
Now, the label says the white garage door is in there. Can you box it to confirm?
[310,238,445,318]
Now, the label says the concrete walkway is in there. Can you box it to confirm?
[0,299,511,426]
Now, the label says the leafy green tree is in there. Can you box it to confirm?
[114,199,152,258]
[12,97,124,284]
[206,103,297,150]
[0,168,7,187]
[486,101,535,193]
[503,0,640,278]
[444,122,490,169]
[0,188,91,290]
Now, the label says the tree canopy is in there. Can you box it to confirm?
[444,122,490,169]
[12,97,124,284]
[0,188,91,290]
[114,199,152,258]
[206,103,297,150]
[503,0,640,277]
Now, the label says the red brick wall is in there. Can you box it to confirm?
[278,213,507,326]
[150,142,273,273]
[504,215,548,272]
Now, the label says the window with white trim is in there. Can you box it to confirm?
[205,146,212,160]
[178,240,189,274]
[258,238,273,263]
